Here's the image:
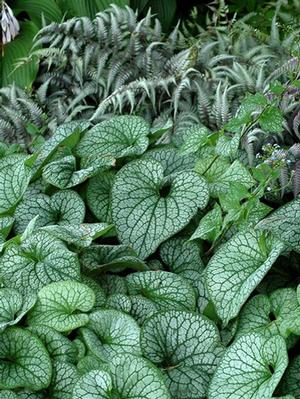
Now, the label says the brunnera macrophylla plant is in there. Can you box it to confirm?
[0,88,300,399]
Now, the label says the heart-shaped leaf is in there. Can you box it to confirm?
[141,310,224,399]
[112,159,209,258]
[0,232,80,294]
[126,271,196,311]
[28,281,95,332]
[73,354,170,399]
[206,229,284,324]
[0,327,52,390]
[77,116,150,159]
[14,190,85,234]
[208,333,288,399]
[81,309,141,359]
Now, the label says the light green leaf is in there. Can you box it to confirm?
[179,125,210,155]
[195,154,229,184]
[73,354,170,399]
[77,116,150,159]
[1,22,39,88]
[259,107,284,133]
[77,354,105,376]
[42,155,114,189]
[208,333,288,399]
[0,155,32,214]
[82,309,141,359]
[0,327,52,390]
[127,271,196,311]
[28,281,95,332]
[216,132,241,158]
[256,198,300,252]
[129,295,158,325]
[0,288,36,332]
[0,232,80,294]
[48,361,78,399]
[95,0,129,11]
[141,310,224,399]
[41,223,113,248]
[206,229,285,324]
[14,190,85,234]
[236,288,299,340]
[191,203,223,241]
[143,146,197,176]
[106,294,132,313]
[80,244,148,273]
[112,159,209,258]
[81,275,107,310]
[28,325,77,363]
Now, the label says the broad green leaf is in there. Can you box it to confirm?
[13,0,63,26]
[86,171,115,222]
[208,333,288,399]
[141,310,224,398]
[160,237,204,274]
[95,0,129,11]
[0,391,18,399]
[99,275,127,296]
[82,309,141,358]
[80,244,148,273]
[216,133,241,158]
[211,160,256,196]
[14,190,85,234]
[179,125,210,155]
[42,155,114,189]
[129,295,158,325]
[81,276,107,309]
[259,106,283,133]
[28,281,95,332]
[0,155,32,214]
[138,0,177,31]
[48,361,78,399]
[256,198,300,252]
[127,271,196,311]
[41,223,113,248]
[0,232,80,294]
[112,159,209,258]
[77,354,105,376]
[191,203,223,241]
[28,325,77,363]
[143,146,197,176]
[236,288,299,340]
[206,229,285,324]
[73,354,170,399]
[280,355,300,399]
[0,288,36,332]
[195,154,229,184]
[0,327,52,390]
[276,285,300,337]
[77,116,150,159]
[1,22,39,88]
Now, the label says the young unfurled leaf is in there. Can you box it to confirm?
[14,190,85,234]
[73,354,170,399]
[206,229,285,324]
[42,155,114,189]
[112,159,209,258]
[28,281,95,332]
[82,309,141,358]
[76,116,150,159]
[0,155,32,214]
[0,327,52,390]
[87,171,115,223]
[127,271,196,311]
[208,332,288,399]
[141,310,224,399]
[0,288,36,332]
[0,232,80,294]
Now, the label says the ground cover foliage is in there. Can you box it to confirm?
[1,2,300,399]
